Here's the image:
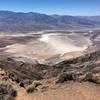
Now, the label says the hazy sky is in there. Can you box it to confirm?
[0,0,100,15]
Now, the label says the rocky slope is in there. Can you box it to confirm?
[0,50,100,99]
[0,50,100,85]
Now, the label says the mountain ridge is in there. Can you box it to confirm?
[0,10,100,32]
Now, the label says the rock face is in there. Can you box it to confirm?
[0,51,100,88]
[54,51,100,83]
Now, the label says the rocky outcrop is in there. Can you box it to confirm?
[0,51,100,88]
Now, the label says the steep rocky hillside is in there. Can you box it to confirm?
[0,50,100,86]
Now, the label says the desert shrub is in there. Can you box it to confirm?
[0,81,17,100]
[32,81,42,88]
[55,72,73,83]
[19,81,24,87]
[86,73,100,84]
[26,84,36,93]
[26,81,41,93]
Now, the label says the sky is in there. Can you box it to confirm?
[0,0,100,15]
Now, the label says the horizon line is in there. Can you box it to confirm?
[0,10,100,16]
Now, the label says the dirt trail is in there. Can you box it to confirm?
[15,81,100,100]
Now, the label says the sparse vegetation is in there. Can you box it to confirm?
[0,81,17,100]
[26,84,36,93]
[55,72,73,83]
[26,81,42,93]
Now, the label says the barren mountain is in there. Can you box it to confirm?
[0,11,100,32]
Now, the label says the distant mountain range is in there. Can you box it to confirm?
[0,11,100,32]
